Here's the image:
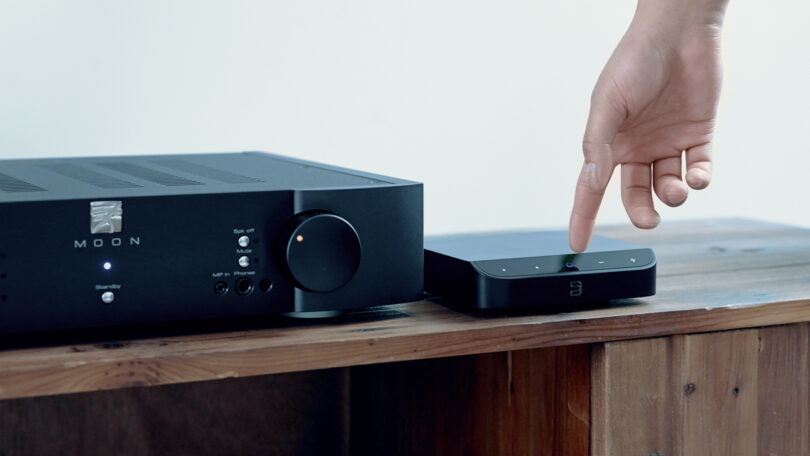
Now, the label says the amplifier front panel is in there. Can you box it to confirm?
[0,192,296,334]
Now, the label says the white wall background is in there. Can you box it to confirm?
[1,0,808,235]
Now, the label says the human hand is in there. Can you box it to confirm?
[569,0,729,252]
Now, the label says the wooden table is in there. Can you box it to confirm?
[1,219,809,455]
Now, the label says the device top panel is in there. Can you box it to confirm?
[0,151,410,202]
[424,231,644,260]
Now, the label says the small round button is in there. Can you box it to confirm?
[238,235,250,248]
[101,291,115,304]
[238,256,250,268]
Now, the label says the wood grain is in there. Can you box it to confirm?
[348,346,590,456]
[349,351,512,456]
[509,345,590,455]
[680,330,759,455]
[0,369,350,456]
[756,324,809,455]
[591,337,674,456]
[2,218,810,399]
[591,323,810,456]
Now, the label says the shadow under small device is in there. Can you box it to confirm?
[424,231,655,309]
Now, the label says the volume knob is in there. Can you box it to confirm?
[280,212,362,293]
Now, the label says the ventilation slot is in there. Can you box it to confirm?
[97,162,203,187]
[0,172,46,193]
[40,164,142,189]
[154,159,263,184]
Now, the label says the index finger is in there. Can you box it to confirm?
[582,88,624,191]
[569,161,612,252]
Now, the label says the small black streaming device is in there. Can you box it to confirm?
[424,231,656,309]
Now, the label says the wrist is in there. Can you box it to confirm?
[633,0,729,36]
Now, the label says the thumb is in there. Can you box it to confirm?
[582,90,624,191]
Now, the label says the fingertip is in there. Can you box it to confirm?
[571,159,609,254]
[569,213,594,253]
[686,168,711,189]
[628,209,660,230]
[569,234,588,253]
[663,182,689,207]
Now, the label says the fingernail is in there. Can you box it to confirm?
[585,162,598,190]
[666,190,687,206]
[687,169,711,189]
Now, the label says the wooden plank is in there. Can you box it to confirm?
[348,351,512,455]
[592,324,810,456]
[680,330,759,455]
[0,368,350,455]
[4,297,810,401]
[756,324,810,455]
[2,218,810,399]
[510,345,590,456]
[349,346,590,455]
[591,337,673,456]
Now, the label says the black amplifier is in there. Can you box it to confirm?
[0,152,423,334]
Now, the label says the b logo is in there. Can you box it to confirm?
[569,280,583,297]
